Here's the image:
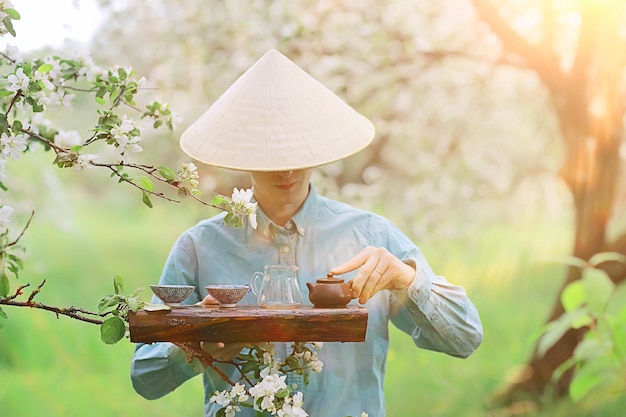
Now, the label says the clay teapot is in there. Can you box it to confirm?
[306,273,353,308]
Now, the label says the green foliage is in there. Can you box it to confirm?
[0,226,25,298]
[97,275,146,344]
[537,252,626,402]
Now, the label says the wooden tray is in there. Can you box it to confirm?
[128,305,368,343]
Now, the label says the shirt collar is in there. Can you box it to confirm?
[250,183,319,239]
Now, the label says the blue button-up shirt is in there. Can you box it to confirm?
[131,185,483,417]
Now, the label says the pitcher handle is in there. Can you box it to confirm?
[251,271,265,296]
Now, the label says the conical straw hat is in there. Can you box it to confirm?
[180,49,375,171]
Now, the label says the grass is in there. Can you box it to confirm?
[1,188,625,416]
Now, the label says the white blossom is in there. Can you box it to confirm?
[0,201,13,229]
[24,113,53,136]
[4,44,22,63]
[224,405,241,417]
[249,372,288,413]
[54,130,82,148]
[70,50,103,82]
[111,115,142,158]
[229,382,249,403]
[74,153,98,171]
[230,187,258,229]
[6,67,29,92]
[309,359,324,373]
[177,162,199,189]
[43,57,63,83]
[0,132,27,161]
[232,187,254,205]
[209,391,231,407]
[278,391,308,417]
[40,90,76,110]
[32,70,55,90]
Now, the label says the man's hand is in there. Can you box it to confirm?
[200,341,249,361]
[198,293,254,360]
[330,246,415,304]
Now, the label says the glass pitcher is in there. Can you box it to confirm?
[251,265,302,309]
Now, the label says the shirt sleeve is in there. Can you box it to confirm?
[130,232,205,399]
[376,216,483,359]
[389,260,483,358]
[131,342,204,400]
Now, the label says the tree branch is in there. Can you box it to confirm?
[568,2,601,89]
[7,210,34,247]
[471,0,563,93]
[0,280,106,325]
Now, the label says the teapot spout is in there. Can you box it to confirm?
[306,281,315,292]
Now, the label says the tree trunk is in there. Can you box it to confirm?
[494,3,626,400]
[469,0,626,402]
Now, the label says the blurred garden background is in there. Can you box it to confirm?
[2,0,626,416]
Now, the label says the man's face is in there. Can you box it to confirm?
[249,169,313,208]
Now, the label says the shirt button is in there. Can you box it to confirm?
[285,222,294,230]
[193,366,201,372]
[430,313,438,320]
[282,246,290,253]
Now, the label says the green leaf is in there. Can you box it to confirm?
[98,294,124,314]
[0,272,9,297]
[275,388,290,399]
[5,9,20,20]
[127,296,139,313]
[537,310,591,357]
[0,90,15,98]
[95,96,106,106]
[109,87,120,103]
[11,119,22,132]
[573,337,610,362]
[569,364,610,401]
[138,176,154,192]
[537,255,587,269]
[588,252,626,267]
[37,63,53,73]
[113,275,124,294]
[100,316,126,344]
[142,190,153,208]
[3,16,15,37]
[98,295,113,312]
[241,360,259,374]
[611,308,626,358]
[211,194,228,206]
[129,287,145,298]
[561,281,586,312]
[158,166,176,181]
[117,67,128,80]
[0,306,7,319]
[581,268,615,313]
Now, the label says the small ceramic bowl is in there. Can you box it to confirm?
[150,284,195,305]
[205,284,251,307]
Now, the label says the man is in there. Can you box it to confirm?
[131,49,483,417]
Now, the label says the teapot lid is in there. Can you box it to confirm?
[316,272,345,283]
